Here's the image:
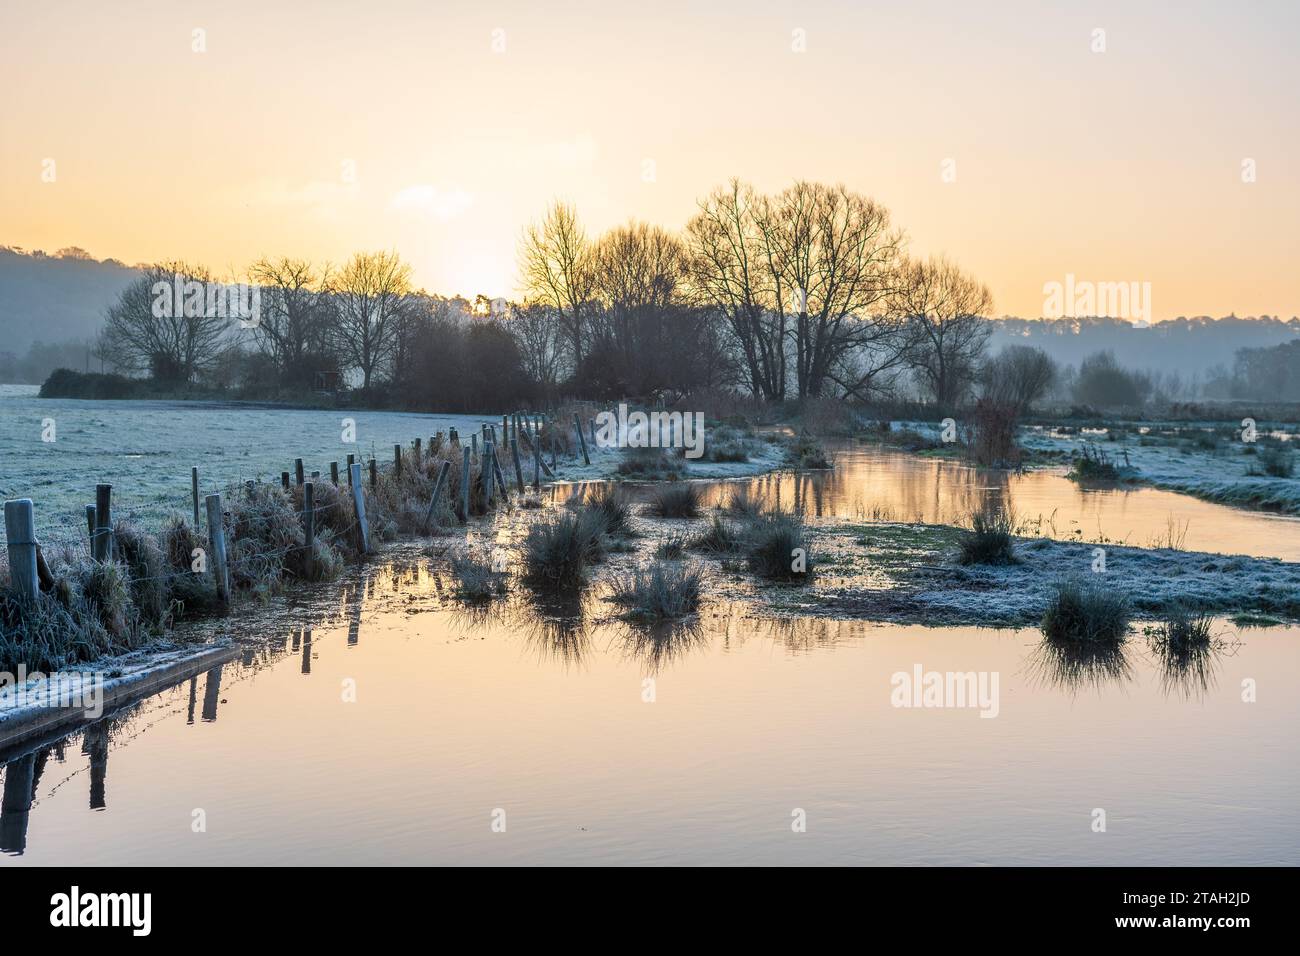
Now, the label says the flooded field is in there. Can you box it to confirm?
[3,433,1299,865]
[1,557,1296,866]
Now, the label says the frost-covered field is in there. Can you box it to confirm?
[1021,422,1300,514]
[0,386,785,548]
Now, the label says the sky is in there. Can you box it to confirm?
[1,0,1297,319]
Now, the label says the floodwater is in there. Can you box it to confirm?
[2,440,1298,865]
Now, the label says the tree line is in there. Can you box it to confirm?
[89,178,1018,412]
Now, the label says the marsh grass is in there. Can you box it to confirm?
[721,487,765,520]
[957,508,1019,565]
[645,483,701,518]
[610,560,703,620]
[1149,607,1228,698]
[581,484,634,536]
[449,551,508,602]
[745,513,813,581]
[522,509,606,593]
[654,533,689,560]
[1041,578,1131,644]
[689,515,744,554]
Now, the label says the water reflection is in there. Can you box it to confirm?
[616,618,708,672]
[1024,634,1136,694]
[550,439,1300,561]
[1151,631,1240,701]
[518,594,591,668]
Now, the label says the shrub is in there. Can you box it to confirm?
[645,484,701,518]
[745,514,812,581]
[1041,578,1130,644]
[1070,444,1120,480]
[617,446,683,479]
[1255,445,1294,478]
[611,561,703,620]
[968,400,1021,467]
[786,434,830,469]
[957,509,1018,565]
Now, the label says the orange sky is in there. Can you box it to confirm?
[2,0,1297,319]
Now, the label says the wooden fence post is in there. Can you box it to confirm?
[482,441,495,506]
[532,435,541,490]
[492,446,509,504]
[449,427,459,447]
[281,471,290,491]
[85,504,96,537]
[294,458,305,486]
[414,438,422,466]
[191,466,200,530]
[303,481,315,572]
[369,458,378,492]
[347,453,355,486]
[394,443,402,476]
[349,462,370,555]
[204,493,230,604]
[589,417,597,449]
[459,446,471,522]
[4,499,39,602]
[510,438,525,493]
[472,433,479,455]
[502,416,509,445]
[330,461,339,486]
[575,412,590,465]
[423,460,452,530]
[433,432,443,455]
[93,483,113,561]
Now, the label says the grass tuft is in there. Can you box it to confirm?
[1041,578,1131,644]
[611,560,703,620]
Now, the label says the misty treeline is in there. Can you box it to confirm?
[76,179,1300,414]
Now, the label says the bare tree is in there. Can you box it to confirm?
[247,257,336,385]
[510,301,566,396]
[685,180,787,400]
[331,251,412,390]
[979,345,1057,414]
[100,261,230,384]
[518,202,594,371]
[753,181,904,398]
[896,256,993,410]
[591,221,687,360]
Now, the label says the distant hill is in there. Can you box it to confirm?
[0,246,141,352]
[988,315,1300,380]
